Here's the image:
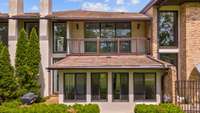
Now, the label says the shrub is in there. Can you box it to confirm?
[0,42,18,102]
[134,104,184,113]
[0,100,100,113]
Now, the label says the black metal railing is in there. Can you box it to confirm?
[175,80,200,113]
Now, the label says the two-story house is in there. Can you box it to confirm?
[0,0,200,109]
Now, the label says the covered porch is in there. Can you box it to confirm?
[48,55,173,105]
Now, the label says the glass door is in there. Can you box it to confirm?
[112,73,129,102]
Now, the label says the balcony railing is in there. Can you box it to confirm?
[67,38,150,55]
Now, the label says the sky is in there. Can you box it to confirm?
[0,0,151,13]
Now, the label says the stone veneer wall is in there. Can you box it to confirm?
[180,3,200,80]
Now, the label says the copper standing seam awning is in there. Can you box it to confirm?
[48,55,172,70]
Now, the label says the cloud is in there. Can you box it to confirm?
[116,0,124,5]
[31,5,39,11]
[81,2,110,11]
[113,6,128,12]
[131,0,140,4]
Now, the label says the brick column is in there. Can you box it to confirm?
[40,0,52,97]
[129,72,134,103]
[59,72,64,104]
[86,72,91,102]
[108,72,112,103]
[8,0,24,65]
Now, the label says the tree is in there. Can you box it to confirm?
[0,41,18,102]
[15,29,29,95]
[26,28,41,95]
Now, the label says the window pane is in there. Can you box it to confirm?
[101,23,115,38]
[100,41,117,53]
[145,74,156,100]
[25,22,39,35]
[53,23,66,52]
[85,23,100,38]
[112,73,129,101]
[0,23,8,45]
[159,11,178,47]
[116,23,131,38]
[85,41,97,52]
[120,41,131,53]
[91,73,108,101]
[134,74,145,100]
[64,73,86,101]
[160,53,178,67]
[134,73,156,101]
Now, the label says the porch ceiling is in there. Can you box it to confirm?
[48,55,172,70]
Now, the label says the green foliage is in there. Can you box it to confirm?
[15,29,29,95]
[15,28,41,96]
[26,28,41,95]
[0,42,18,102]
[0,100,100,113]
[134,104,184,113]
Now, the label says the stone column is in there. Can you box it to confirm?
[8,0,24,65]
[108,72,112,103]
[40,0,52,97]
[86,72,91,102]
[129,72,134,103]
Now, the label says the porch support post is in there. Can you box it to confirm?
[86,72,91,102]
[156,72,161,104]
[66,22,70,55]
[108,72,112,103]
[59,72,64,104]
[129,72,134,103]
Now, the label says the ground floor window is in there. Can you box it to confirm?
[91,73,108,101]
[64,73,86,101]
[134,73,156,101]
[112,73,129,102]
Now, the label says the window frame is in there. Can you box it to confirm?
[158,11,178,48]
[24,21,39,36]
[134,72,157,101]
[53,22,67,53]
[63,73,87,102]
[91,72,108,102]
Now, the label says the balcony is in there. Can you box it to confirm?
[66,38,150,55]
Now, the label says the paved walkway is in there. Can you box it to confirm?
[98,103,134,113]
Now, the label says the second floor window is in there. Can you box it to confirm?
[0,23,8,45]
[158,11,178,48]
[53,22,67,53]
[24,22,39,35]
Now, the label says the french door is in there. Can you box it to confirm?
[64,73,86,101]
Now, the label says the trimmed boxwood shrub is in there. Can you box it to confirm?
[134,104,184,113]
[0,100,100,113]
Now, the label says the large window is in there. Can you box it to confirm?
[24,22,39,35]
[112,73,129,102]
[91,73,108,101]
[64,73,86,101]
[53,22,67,53]
[134,73,156,101]
[85,22,131,53]
[0,23,8,45]
[159,11,178,47]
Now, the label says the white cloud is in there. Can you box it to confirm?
[31,5,39,11]
[116,0,124,5]
[104,0,110,2]
[113,6,128,12]
[81,2,110,11]
[131,0,140,4]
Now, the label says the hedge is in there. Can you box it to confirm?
[0,100,100,113]
[134,104,184,113]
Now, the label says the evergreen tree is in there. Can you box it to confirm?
[0,41,18,102]
[15,29,29,94]
[26,28,41,95]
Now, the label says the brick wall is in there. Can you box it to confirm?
[180,3,200,80]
